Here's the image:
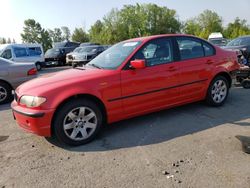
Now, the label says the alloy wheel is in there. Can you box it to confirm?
[0,86,7,102]
[211,80,227,103]
[63,107,98,141]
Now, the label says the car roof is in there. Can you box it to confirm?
[124,34,195,43]
[237,35,250,39]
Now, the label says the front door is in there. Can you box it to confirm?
[120,37,180,116]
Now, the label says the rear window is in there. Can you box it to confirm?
[203,42,215,56]
[28,47,42,56]
[177,37,204,60]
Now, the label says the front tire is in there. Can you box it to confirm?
[0,81,13,105]
[53,99,103,146]
[36,62,42,71]
[206,76,229,106]
[242,80,250,89]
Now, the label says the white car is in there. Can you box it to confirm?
[0,43,45,70]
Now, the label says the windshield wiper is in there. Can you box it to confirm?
[88,63,103,69]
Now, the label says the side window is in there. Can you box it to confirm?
[28,47,42,56]
[14,47,28,57]
[177,38,204,60]
[132,38,173,67]
[1,49,12,59]
[203,42,215,56]
[98,47,104,52]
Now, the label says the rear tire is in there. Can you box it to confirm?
[53,99,103,146]
[0,81,13,105]
[242,80,250,89]
[206,76,229,106]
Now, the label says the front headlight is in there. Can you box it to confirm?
[20,96,46,107]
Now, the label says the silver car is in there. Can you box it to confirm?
[0,57,37,104]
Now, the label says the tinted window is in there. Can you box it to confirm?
[28,47,42,56]
[14,47,28,57]
[177,37,204,60]
[1,49,12,59]
[203,42,215,56]
[132,38,173,67]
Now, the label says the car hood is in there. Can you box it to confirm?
[16,67,106,95]
[73,52,96,56]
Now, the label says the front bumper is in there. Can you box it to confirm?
[11,101,55,137]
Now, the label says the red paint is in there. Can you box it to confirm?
[11,34,240,137]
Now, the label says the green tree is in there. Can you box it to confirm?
[223,17,250,39]
[183,19,200,36]
[7,38,11,44]
[61,26,71,41]
[41,30,52,52]
[89,3,181,44]
[0,38,7,44]
[21,19,52,51]
[197,10,223,39]
[71,28,89,42]
[48,28,63,42]
[89,20,105,43]
[183,10,223,39]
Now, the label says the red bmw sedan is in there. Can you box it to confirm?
[12,34,240,146]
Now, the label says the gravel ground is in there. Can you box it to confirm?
[0,67,250,188]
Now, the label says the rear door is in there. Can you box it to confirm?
[120,37,180,116]
[175,36,216,102]
[27,47,44,62]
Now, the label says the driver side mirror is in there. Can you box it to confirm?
[130,59,146,69]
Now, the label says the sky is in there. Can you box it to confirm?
[1,0,250,42]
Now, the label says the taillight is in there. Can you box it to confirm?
[27,68,37,76]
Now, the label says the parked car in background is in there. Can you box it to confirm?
[66,47,82,65]
[0,43,45,71]
[208,32,228,47]
[0,57,37,104]
[102,45,112,50]
[71,45,105,67]
[11,34,240,146]
[224,35,250,64]
[45,41,80,66]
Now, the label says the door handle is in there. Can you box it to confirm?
[206,60,214,65]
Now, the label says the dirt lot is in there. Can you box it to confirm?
[0,67,250,188]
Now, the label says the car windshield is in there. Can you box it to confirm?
[73,47,82,53]
[227,37,250,46]
[45,48,61,55]
[80,46,99,53]
[86,41,141,70]
[53,42,66,48]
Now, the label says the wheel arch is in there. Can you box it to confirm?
[51,93,107,136]
[0,79,13,90]
[212,72,232,88]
